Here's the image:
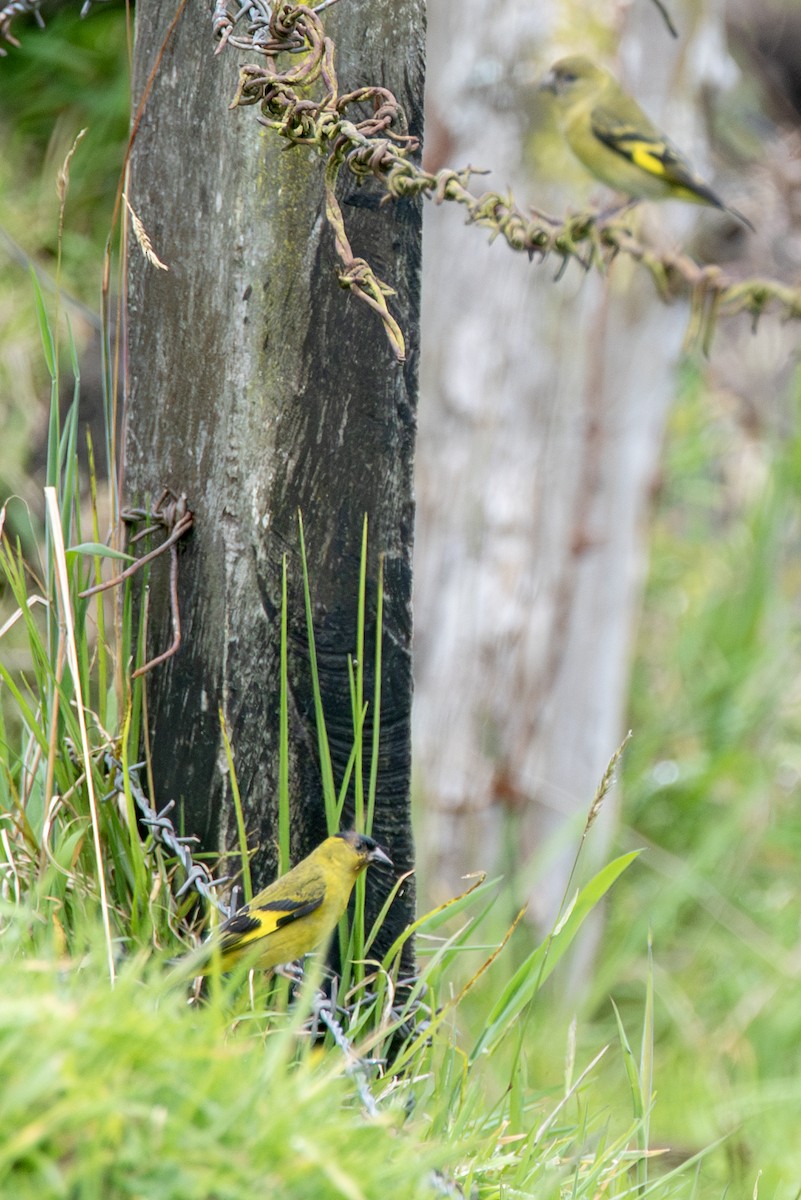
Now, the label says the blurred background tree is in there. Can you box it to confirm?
[414,0,801,1190]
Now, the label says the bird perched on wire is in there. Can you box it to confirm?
[539,55,754,230]
[197,830,393,974]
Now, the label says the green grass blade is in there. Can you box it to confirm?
[470,851,640,1062]
[278,554,290,876]
[29,266,55,378]
[297,512,337,829]
[366,552,383,837]
[219,707,251,903]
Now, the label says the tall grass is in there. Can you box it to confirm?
[0,271,686,1198]
[569,358,801,1196]
[0,57,706,1193]
[3,20,797,1191]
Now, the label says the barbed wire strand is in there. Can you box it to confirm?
[4,1,797,353]
[218,2,801,360]
[102,751,230,913]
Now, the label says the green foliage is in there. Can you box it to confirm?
[0,885,680,1200]
[597,357,801,1193]
[0,8,129,248]
[4,16,782,1196]
[0,281,669,1200]
[297,511,389,999]
[0,926,442,1200]
[0,5,128,562]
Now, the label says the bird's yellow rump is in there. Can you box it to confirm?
[540,55,753,229]
[200,830,393,974]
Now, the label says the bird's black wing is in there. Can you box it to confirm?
[590,104,723,205]
[218,891,325,951]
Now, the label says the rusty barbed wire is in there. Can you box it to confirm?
[217,1,801,358]
[222,1,416,359]
[5,4,798,349]
[80,487,194,678]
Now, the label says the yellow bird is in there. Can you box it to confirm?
[200,830,393,974]
[540,55,754,229]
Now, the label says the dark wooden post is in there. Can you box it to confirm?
[124,1,423,956]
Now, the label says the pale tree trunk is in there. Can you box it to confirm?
[124,0,424,958]
[414,0,747,964]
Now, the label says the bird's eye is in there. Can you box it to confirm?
[560,71,577,84]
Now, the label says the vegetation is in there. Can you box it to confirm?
[0,283,648,1191]
[2,8,801,1198]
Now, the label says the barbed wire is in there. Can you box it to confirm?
[101,751,230,913]
[5,2,799,351]
[222,1,416,359]
[0,0,109,52]
[313,995,380,1116]
[80,487,195,678]
[0,0,42,52]
[217,1,801,359]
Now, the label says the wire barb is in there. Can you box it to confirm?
[79,488,194,677]
[103,751,229,913]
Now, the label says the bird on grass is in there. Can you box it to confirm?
[198,830,393,975]
[539,55,754,230]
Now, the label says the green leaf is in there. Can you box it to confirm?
[470,850,640,1062]
[29,267,55,378]
[67,543,135,562]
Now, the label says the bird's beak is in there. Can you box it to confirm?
[538,69,557,94]
[369,844,393,868]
